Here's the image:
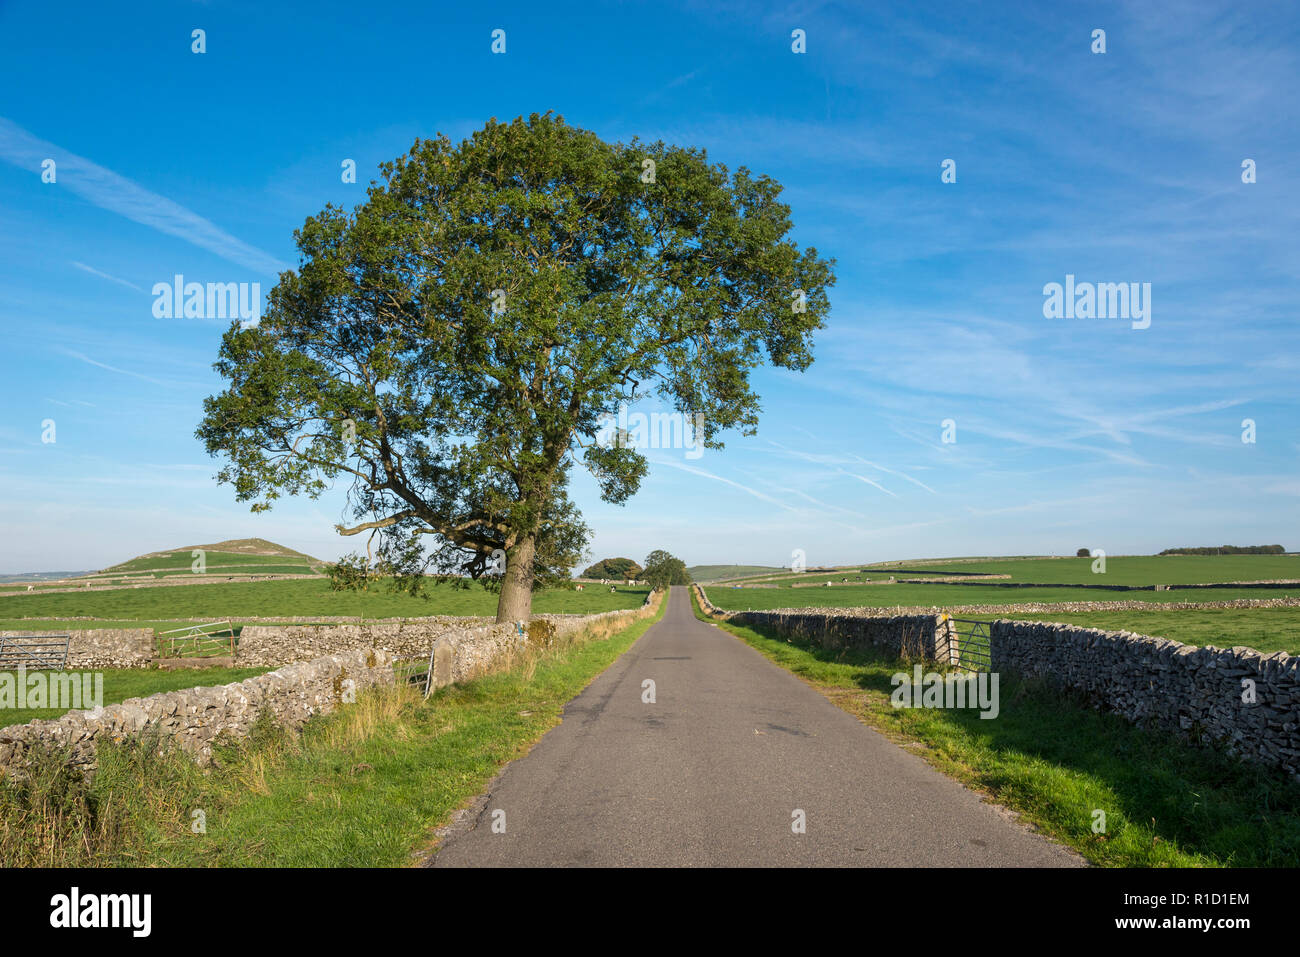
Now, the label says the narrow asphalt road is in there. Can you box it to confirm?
[431,586,1082,867]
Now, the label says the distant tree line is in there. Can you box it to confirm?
[1158,545,1286,556]
[583,552,692,587]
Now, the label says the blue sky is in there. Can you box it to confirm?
[1,0,1298,574]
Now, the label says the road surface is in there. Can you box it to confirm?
[431,585,1081,867]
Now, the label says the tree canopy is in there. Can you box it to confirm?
[583,557,643,580]
[642,550,691,589]
[197,113,834,621]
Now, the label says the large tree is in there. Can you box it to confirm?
[642,550,691,589]
[197,113,834,622]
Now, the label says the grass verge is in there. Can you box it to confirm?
[691,590,1300,867]
[0,596,665,867]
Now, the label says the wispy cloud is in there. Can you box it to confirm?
[763,440,930,496]
[772,484,871,520]
[838,469,897,497]
[45,397,96,408]
[0,117,290,276]
[848,454,937,494]
[57,349,174,389]
[652,458,800,512]
[71,261,145,293]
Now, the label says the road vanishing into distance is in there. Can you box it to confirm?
[431,586,1082,867]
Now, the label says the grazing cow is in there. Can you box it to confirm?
[26,585,33,591]
[575,583,585,591]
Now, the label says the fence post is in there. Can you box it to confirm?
[937,615,959,665]
[433,641,454,689]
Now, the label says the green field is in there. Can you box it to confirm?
[106,563,318,579]
[1003,607,1300,656]
[704,581,1300,610]
[0,666,269,728]
[686,564,782,583]
[0,579,650,626]
[105,552,314,573]
[722,554,1300,587]
[0,619,242,634]
[704,554,1300,655]
[876,554,1300,585]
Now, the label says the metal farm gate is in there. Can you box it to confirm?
[156,621,236,659]
[944,618,992,672]
[0,634,72,670]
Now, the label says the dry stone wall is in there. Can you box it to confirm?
[2,596,658,673]
[693,585,951,660]
[0,629,153,669]
[235,600,657,671]
[238,620,469,666]
[425,598,661,686]
[0,648,393,779]
[990,620,1300,777]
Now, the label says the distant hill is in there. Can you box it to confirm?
[687,564,783,583]
[101,538,326,576]
[0,570,93,584]
[125,538,321,563]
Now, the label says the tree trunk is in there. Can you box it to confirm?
[495,533,536,623]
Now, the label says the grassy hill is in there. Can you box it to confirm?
[0,540,329,593]
[107,538,323,570]
[686,564,783,583]
[100,538,326,577]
